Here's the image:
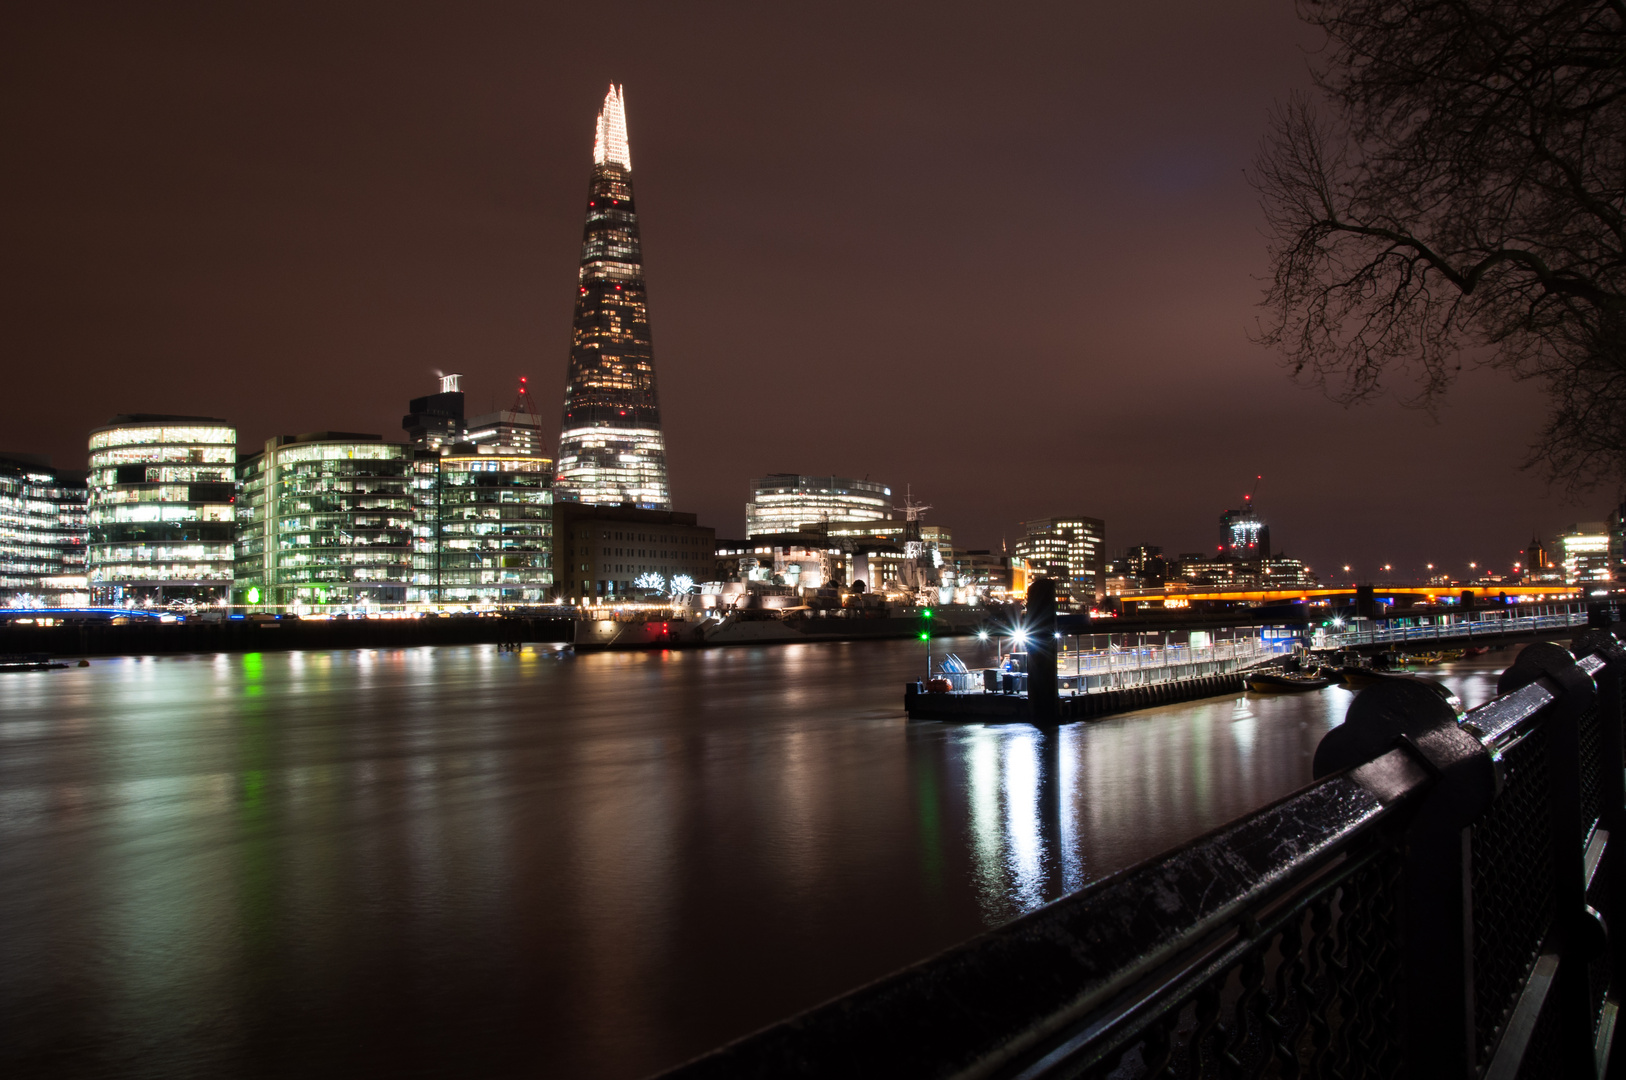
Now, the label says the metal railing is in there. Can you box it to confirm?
[1317,610,1589,649]
[657,630,1626,1079]
[945,637,1294,696]
[1064,636,1290,676]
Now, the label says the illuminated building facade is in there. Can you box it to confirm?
[0,454,88,606]
[554,85,671,510]
[1220,504,1270,559]
[1014,517,1106,601]
[236,433,413,608]
[1560,524,1612,586]
[553,503,713,602]
[467,409,544,457]
[409,447,553,604]
[87,415,237,606]
[746,475,892,538]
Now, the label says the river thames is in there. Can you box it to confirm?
[0,638,1516,1078]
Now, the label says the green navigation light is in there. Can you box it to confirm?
[246,586,260,604]
[918,631,930,641]
[922,608,934,619]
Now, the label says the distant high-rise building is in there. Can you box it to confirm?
[554,85,671,510]
[468,378,544,457]
[1610,507,1626,581]
[745,475,892,538]
[1560,523,1611,586]
[0,453,88,606]
[403,374,467,451]
[87,415,237,606]
[1015,517,1106,601]
[1124,543,1166,584]
[1220,502,1270,559]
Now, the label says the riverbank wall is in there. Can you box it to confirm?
[0,617,575,658]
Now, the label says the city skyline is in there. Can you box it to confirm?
[0,3,1610,570]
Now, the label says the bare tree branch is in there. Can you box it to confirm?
[1255,0,1626,490]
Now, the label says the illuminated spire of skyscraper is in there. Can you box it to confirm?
[554,84,670,510]
[593,84,631,170]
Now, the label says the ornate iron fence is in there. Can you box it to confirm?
[655,631,1626,1079]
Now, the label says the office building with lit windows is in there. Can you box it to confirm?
[87,415,237,606]
[1560,524,1612,586]
[554,85,671,509]
[235,433,413,608]
[0,453,88,605]
[1014,517,1106,602]
[745,475,892,538]
[466,408,544,457]
[409,446,554,604]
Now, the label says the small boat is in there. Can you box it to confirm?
[1246,670,1332,692]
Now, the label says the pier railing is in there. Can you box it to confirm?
[1317,609,1589,649]
[943,636,1292,694]
[659,631,1626,1079]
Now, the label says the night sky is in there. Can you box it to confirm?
[0,2,1607,579]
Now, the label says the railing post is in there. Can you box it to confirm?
[1496,642,1604,1077]
[1315,678,1498,1078]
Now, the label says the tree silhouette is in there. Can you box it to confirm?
[1255,0,1626,490]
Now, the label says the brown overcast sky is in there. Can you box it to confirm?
[0,1,1611,577]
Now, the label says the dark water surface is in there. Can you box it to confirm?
[0,639,1518,1078]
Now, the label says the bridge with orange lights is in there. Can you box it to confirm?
[1114,583,1584,609]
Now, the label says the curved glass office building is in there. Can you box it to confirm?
[87,414,238,606]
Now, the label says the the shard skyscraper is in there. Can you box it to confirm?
[553,84,671,510]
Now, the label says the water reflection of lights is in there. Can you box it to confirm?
[965,726,1076,922]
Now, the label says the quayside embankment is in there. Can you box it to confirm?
[0,615,574,658]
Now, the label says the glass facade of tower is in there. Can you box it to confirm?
[408,449,554,604]
[235,434,413,609]
[87,415,237,606]
[554,85,671,510]
[0,454,88,606]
